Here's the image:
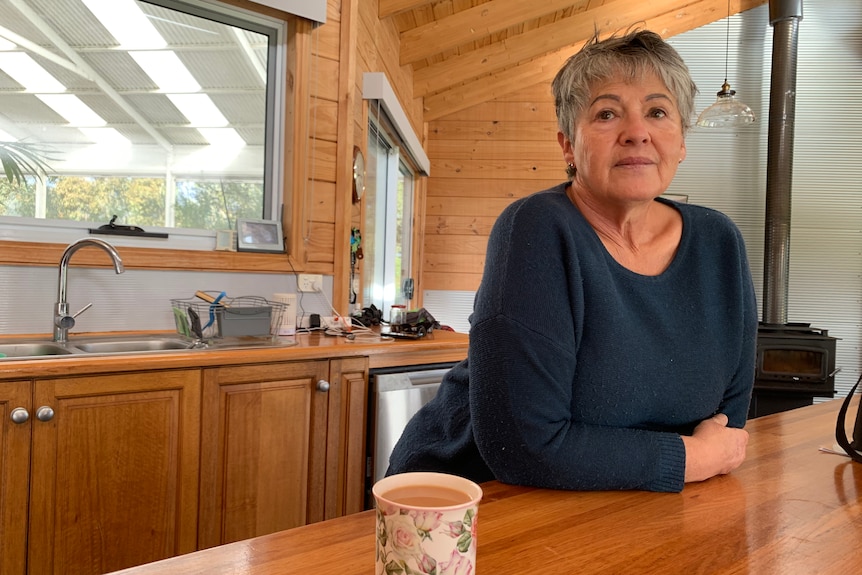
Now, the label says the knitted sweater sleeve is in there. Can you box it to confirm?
[468,190,688,492]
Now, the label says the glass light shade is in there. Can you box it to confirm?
[696,81,756,128]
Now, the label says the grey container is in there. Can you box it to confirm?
[216,306,273,337]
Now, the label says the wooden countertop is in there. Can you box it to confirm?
[0,329,469,379]
[109,396,862,575]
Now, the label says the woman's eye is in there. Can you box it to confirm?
[649,108,668,119]
[597,110,615,120]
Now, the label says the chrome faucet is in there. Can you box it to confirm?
[54,238,125,343]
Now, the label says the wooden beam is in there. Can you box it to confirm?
[422,0,767,121]
[400,0,592,65]
[414,0,668,97]
[334,0,361,312]
[378,0,436,20]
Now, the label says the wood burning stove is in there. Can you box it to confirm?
[747,2,844,419]
[749,322,838,418]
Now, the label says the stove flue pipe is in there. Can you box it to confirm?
[762,0,803,326]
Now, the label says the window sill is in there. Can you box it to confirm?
[0,240,304,274]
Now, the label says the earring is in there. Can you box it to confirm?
[567,163,575,169]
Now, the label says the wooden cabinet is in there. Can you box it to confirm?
[0,351,381,571]
[1,380,31,575]
[1,370,201,575]
[322,357,370,519]
[198,357,369,549]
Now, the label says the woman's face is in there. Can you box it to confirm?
[559,72,686,204]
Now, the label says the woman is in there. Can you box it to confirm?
[387,30,756,492]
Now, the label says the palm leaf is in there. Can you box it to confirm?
[0,141,54,185]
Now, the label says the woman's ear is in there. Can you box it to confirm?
[558,131,575,166]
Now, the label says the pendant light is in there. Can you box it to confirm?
[696,0,756,128]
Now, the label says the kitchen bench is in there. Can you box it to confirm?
[108,396,861,575]
[0,329,469,575]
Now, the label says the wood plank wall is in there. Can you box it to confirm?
[303,0,425,305]
[423,82,564,292]
[303,4,340,273]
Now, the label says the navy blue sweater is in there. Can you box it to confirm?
[388,184,757,492]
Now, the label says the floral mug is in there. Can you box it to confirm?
[373,472,483,575]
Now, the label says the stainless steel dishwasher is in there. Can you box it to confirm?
[365,362,459,507]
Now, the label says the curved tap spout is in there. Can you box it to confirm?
[54,238,125,343]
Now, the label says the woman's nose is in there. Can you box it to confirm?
[619,115,650,144]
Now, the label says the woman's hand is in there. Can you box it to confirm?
[681,413,749,483]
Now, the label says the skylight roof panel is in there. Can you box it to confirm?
[79,127,131,146]
[122,93,188,125]
[158,126,209,146]
[179,50,264,90]
[142,3,230,48]
[208,93,265,126]
[233,126,265,147]
[82,0,166,49]
[130,50,200,92]
[37,94,106,126]
[167,93,228,127]
[0,52,65,92]
[81,51,159,92]
[30,0,119,50]
[196,127,245,147]
[75,94,133,124]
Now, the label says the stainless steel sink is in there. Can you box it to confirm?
[0,334,290,361]
[0,335,194,360]
[73,338,192,353]
[0,342,76,358]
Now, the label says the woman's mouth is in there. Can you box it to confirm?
[616,157,653,166]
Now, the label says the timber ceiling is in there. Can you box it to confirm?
[379,0,768,120]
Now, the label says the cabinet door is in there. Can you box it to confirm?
[0,380,31,575]
[28,370,201,575]
[324,357,369,519]
[198,360,330,548]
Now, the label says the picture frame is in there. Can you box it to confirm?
[236,218,285,253]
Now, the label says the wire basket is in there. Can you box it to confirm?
[171,293,288,343]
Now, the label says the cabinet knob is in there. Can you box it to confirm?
[36,406,55,422]
[10,407,29,424]
[316,379,330,392]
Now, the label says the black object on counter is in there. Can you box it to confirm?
[188,308,203,339]
[89,215,169,239]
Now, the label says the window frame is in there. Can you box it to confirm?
[362,109,419,312]
[0,0,311,274]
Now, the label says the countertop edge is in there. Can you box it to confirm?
[0,330,469,379]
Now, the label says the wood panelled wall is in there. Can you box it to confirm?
[423,82,563,292]
[302,0,425,307]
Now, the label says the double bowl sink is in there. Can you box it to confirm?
[0,336,194,360]
[0,335,255,360]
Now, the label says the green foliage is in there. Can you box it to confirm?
[0,141,52,185]
[47,176,166,226]
[175,179,264,230]
[1,173,264,231]
[0,177,37,217]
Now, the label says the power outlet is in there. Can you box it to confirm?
[298,273,323,292]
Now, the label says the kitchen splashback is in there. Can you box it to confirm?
[0,265,332,336]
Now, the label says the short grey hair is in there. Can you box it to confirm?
[552,29,698,177]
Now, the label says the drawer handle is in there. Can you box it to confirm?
[316,379,330,392]
[36,406,55,422]
[10,407,29,424]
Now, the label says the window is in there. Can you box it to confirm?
[0,0,286,249]
[363,112,416,313]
